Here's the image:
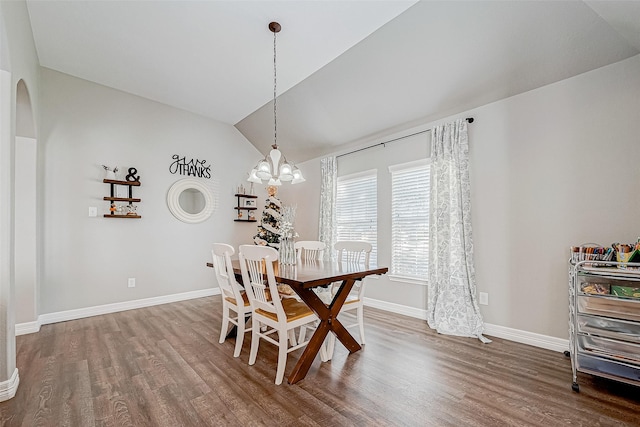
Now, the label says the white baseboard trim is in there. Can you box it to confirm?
[364,297,428,320]
[482,323,569,353]
[15,320,40,336]
[0,368,19,402]
[38,288,220,326]
[16,287,221,336]
[363,297,568,353]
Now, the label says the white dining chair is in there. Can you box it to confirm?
[238,244,319,385]
[295,240,326,261]
[327,241,373,358]
[212,243,252,358]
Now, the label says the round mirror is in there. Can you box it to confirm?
[178,188,206,214]
[167,178,214,223]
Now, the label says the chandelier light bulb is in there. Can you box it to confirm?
[255,160,272,180]
[279,162,293,181]
[248,169,262,184]
[291,167,306,184]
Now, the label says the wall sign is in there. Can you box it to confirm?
[169,154,211,179]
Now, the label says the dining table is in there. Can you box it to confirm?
[208,258,388,384]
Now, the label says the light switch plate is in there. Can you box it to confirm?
[479,292,489,305]
[88,207,97,217]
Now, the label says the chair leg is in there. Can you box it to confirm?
[319,335,330,362]
[275,330,289,385]
[248,318,260,366]
[357,306,366,345]
[219,305,230,344]
[234,315,245,358]
[325,333,335,361]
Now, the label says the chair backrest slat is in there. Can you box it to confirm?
[238,245,283,318]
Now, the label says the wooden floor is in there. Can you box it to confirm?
[1,296,639,426]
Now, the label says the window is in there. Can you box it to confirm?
[389,159,430,281]
[336,170,377,265]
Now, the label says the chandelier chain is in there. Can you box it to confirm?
[273,28,277,148]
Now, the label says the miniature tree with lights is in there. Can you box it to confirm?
[253,185,282,248]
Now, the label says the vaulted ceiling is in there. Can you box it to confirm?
[26,1,640,163]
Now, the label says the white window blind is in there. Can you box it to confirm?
[336,170,377,265]
[389,160,430,281]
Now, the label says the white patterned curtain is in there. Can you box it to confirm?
[427,119,489,343]
[318,156,337,261]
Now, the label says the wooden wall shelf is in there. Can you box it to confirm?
[104,179,140,186]
[104,197,142,202]
[235,193,258,222]
[104,178,141,218]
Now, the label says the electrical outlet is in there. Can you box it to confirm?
[88,206,97,217]
[479,292,489,305]
[128,278,136,288]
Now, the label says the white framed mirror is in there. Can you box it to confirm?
[167,178,214,223]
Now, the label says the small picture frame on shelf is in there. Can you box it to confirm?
[244,199,256,208]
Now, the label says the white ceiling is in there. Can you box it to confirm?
[25,1,640,163]
[26,0,415,124]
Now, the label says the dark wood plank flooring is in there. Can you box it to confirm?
[1,296,639,426]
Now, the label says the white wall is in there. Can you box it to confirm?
[14,136,36,324]
[284,161,321,241]
[469,54,640,338]
[292,54,640,340]
[39,68,262,314]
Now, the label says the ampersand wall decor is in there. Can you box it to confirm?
[126,167,140,182]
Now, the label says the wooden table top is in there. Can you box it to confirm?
[208,259,388,289]
[245,260,387,288]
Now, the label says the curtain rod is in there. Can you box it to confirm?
[337,117,474,159]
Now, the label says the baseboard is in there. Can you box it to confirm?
[482,323,569,353]
[39,287,220,326]
[0,368,19,402]
[15,320,40,336]
[16,287,221,335]
[363,297,568,353]
[364,297,428,320]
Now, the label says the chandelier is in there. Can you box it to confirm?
[247,22,305,186]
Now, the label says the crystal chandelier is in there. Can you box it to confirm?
[247,22,305,186]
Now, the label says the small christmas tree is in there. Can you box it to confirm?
[253,186,282,248]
